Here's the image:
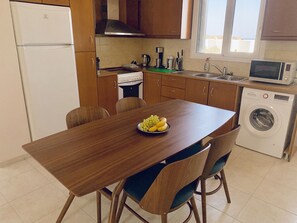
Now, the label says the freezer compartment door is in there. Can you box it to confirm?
[17,45,80,140]
[11,2,73,45]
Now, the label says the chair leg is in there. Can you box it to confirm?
[96,191,101,223]
[190,197,201,223]
[116,192,127,223]
[201,178,207,223]
[220,169,231,203]
[161,213,167,223]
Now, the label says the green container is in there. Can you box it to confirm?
[146,67,175,73]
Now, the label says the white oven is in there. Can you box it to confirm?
[118,71,143,99]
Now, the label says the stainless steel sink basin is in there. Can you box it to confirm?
[215,75,247,81]
[193,73,221,78]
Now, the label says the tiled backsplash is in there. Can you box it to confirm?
[96,37,297,77]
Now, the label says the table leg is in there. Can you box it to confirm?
[108,180,126,223]
[56,192,75,223]
[97,191,101,223]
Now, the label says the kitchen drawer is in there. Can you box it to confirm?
[161,86,185,99]
[162,75,186,89]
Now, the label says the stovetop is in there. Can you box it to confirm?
[102,67,132,74]
[102,67,143,83]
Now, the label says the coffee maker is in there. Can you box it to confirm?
[155,47,164,68]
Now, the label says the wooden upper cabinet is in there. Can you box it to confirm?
[144,72,162,105]
[75,52,98,106]
[42,0,69,6]
[119,0,140,30]
[185,78,209,105]
[139,0,155,36]
[70,0,95,52]
[97,75,118,115]
[140,0,193,39]
[262,0,297,40]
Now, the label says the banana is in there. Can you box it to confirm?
[158,123,168,132]
[156,117,167,127]
[149,125,158,132]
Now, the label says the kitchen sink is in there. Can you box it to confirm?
[215,75,247,81]
[193,73,221,78]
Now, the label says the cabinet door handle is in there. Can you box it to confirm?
[157,79,160,87]
[89,35,94,44]
[114,81,117,88]
[203,86,206,94]
[272,30,280,33]
[210,88,214,96]
[171,78,176,81]
[91,58,95,66]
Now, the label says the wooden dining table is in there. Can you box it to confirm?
[23,99,235,223]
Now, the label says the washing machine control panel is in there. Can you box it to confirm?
[263,93,269,99]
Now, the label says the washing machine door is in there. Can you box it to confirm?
[243,104,280,137]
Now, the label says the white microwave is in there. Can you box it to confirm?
[249,60,296,85]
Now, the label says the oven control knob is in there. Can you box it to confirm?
[263,93,268,99]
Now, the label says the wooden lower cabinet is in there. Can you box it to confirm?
[208,82,241,136]
[143,72,241,136]
[161,86,185,99]
[75,52,98,106]
[97,75,118,115]
[161,75,186,100]
[144,72,162,105]
[185,78,209,105]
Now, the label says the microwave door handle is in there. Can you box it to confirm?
[278,63,285,80]
[118,80,143,86]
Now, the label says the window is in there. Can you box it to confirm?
[193,0,265,60]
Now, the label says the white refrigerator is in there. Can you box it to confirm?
[10,2,80,141]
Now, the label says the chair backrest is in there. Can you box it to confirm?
[116,97,146,114]
[139,144,210,214]
[202,125,240,177]
[66,106,110,129]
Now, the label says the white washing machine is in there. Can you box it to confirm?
[236,88,296,158]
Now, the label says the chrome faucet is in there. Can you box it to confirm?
[203,57,229,76]
[212,64,227,76]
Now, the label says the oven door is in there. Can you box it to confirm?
[118,80,143,99]
[250,60,284,80]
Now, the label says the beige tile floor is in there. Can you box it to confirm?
[1,145,297,223]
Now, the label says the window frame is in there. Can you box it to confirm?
[190,0,267,63]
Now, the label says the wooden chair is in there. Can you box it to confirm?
[115,97,146,114]
[64,106,110,223]
[116,144,211,223]
[165,126,240,223]
[66,106,110,129]
[197,125,240,223]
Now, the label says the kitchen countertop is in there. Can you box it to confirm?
[99,67,297,94]
[143,68,297,94]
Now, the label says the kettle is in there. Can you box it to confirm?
[141,54,151,67]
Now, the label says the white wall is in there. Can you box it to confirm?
[0,0,31,163]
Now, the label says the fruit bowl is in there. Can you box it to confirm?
[137,123,170,134]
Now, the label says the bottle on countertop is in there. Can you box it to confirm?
[204,57,210,72]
